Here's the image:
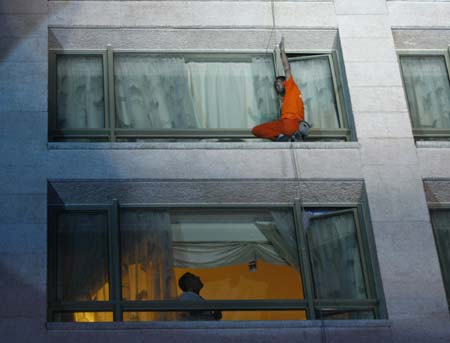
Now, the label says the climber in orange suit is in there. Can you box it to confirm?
[252,37,305,141]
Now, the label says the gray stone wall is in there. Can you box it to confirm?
[1,0,450,342]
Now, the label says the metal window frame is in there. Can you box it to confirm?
[397,48,450,141]
[48,200,383,322]
[48,48,352,142]
[428,206,450,311]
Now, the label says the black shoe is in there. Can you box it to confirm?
[275,134,290,142]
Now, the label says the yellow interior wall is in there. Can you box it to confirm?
[175,260,306,320]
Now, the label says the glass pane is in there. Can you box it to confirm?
[430,210,450,300]
[56,55,105,129]
[114,54,278,129]
[307,211,368,299]
[290,56,340,129]
[120,209,303,302]
[123,310,306,321]
[400,55,450,129]
[53,312,113,322]
[315,310,374,320]
[56,212,110,301]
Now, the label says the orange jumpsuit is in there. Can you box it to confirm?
[252,76,305,141]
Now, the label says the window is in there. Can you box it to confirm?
[398,49,450,140]
[49,49,351,142]
[48,203,383,322]
[429,209,450,310]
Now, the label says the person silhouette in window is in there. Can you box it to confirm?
[252,37,307,141]
[178,272,222,321]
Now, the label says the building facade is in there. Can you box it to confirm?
[1,0,450,342]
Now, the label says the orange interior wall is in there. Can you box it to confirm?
[175,260,306,320]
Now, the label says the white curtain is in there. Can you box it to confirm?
[173,242,285,268]
[290,56,340,129]
[400,55,450,128]
[56,55,104,128]
[307,211,367,299]
[114,55,278,129]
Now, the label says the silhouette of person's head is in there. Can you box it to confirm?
[178,272,204,294]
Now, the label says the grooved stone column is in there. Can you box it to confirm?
[335,0,449,340]
[0,1,48,342]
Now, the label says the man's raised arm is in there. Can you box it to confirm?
[279,37,292,80]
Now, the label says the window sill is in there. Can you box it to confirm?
[416,141,450,149]
[46,319,391,331]
[48,142,360,151]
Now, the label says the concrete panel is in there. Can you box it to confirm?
[0,14,47,36]
[388,2,450,28]
[48,1,336,28]
[294,148,363,179]
[0,224,46,254]
[0,62,47,112]
[372,220,448,318]
[335,0,387,15]
[424,180,450,203]
[337,15,392,38]
[393,29,450,49]
[0,319,47,343]
[0,0,48,14]
[0,194,46,224]
[0,284,46,317]
[418,148,450,179]
[349,86,408,113]
[0,253,46,289]
[339,37,398,62]
[363,165,430,222]
[49,27,338,50]
[0,35,47,62]
[359,138,417,166]
[345,62,403,87]
[353,111,413,139]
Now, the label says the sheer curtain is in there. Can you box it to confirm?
[120,210,177,321]
[114,55,278,129]
[56,55,105,128]
[307,211,367,299]
[290,56,340,129]
[400,55,450,128]
[430,211,450,299]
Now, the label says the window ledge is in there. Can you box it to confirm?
[416,141,450,149]
[48,142,360,151]
[46,319,391,331]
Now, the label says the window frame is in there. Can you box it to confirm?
[428,205,450,311]
[397,46,450,141]
[48,47,352,142]
[48,200,384,322]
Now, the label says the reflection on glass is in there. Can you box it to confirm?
[120,209,304,321]
[57,212,110,302]
[430,210,450,300]
[54,312,113,322]
[56,55,105,129]
[315,310,374,320]
[307,211,367,299]
[123,310,307,321]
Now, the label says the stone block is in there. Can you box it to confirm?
[0,194,46,224]
[335,0,387,15]
[393,29,450,50]
[0,14,47,36]
[339,37,398,62]
[349,86,408,113]
[0,0,48,14]
[0,62,47,112]
[388,2,450,28]
[345,62,403,87]
[275,2,337,28]
[417,148,450,179]
[353,111,413,139]
[0,35,47,63]
[338,15,392,38]
[0,284,46,317]
[359,138,417,166]
[294,148,363,179]
[362,165,430,222]
[0,252,46,289]
[0,224,46,254]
